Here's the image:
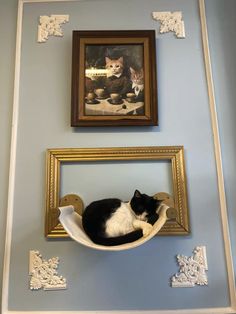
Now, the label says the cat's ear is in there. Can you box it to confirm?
[118,56,123,63]
[134,190,142,198]
[130,67,135,74]
[105,57,111,64]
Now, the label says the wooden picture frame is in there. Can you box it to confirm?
[71,30,158,126]
[45,146,190,238]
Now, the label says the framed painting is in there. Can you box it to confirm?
[71,30,158,126]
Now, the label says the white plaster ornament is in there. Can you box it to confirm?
[29,250,67,290]
[37,15,69,43]
[171,246,208,287]
[152,11,185,38]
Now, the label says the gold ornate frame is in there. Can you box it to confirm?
[45,146,190,238]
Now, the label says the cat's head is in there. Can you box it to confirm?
[130,67,144,85]
[130,190,160,220]
[105,57,124,76]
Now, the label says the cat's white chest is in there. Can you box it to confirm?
[105,203,135,237]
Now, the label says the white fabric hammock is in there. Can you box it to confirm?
[59,204,170,251]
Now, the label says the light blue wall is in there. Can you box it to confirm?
[1,0,235,312]
[61,161,173,203]
[205,0,236,274]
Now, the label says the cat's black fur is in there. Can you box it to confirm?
[104,74,131,97]
[82,190,160,246]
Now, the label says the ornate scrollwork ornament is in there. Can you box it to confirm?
[171,246,208,287]
[29,250,67,290]
[38,15,69,43]
[152,11,185,38]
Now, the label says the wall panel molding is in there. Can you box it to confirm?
[199,0,236,309]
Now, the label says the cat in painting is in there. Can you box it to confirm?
[130,67,144,102]
[104,56,131,97]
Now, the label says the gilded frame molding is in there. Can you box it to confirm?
[45,146,190,238]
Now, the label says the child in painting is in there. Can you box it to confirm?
[104,56,131,97]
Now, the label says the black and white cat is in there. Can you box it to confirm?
[82,190,161,246]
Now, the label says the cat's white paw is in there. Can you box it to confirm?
[142,224,153,237]
[133,220,141,230]
[133,220,153,237]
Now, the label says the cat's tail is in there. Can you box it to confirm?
[92,230,143,246]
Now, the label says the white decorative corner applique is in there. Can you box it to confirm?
[152,11,185,38]
[29,250,67,290]
[171,246,208,287]
[37,15,69,43]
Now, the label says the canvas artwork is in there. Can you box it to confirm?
[71,30,158,126]
[85,44,145,116]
